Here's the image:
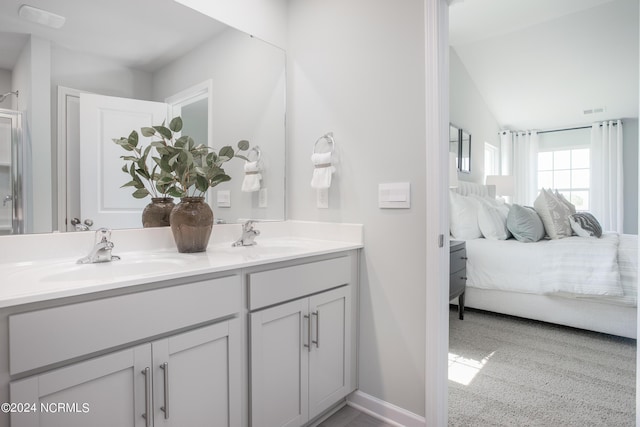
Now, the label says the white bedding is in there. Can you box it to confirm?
[465,233,637,307]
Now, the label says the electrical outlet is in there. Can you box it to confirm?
[317,188,329,209]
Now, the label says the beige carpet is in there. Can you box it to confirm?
[449,307,636,426]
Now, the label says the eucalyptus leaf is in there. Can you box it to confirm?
[235,154,249,162]
[219,146,234,159]
[209,174,231,187]
[132,188,150,199]
[195,175,209,193]
[141,127,156,137]
[120,180,139,188]
[128,130,139,147]
[153,125,172,140]
[237,140,250,151]
[169,116,183,132]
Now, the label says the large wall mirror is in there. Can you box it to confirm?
[0,0,286,235]
[449,123,471,174]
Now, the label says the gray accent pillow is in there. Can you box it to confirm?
[569,212,603,238]
[507,204,546,242]
[534,188,572,239]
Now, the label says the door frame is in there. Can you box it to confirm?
[56,86,83,232]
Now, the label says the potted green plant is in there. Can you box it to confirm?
[113,130,176,228]
[118,116,249,253]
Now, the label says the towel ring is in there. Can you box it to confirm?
[248,146,261,162]
[313,132,335,154]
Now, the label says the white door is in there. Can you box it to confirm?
[308,286,351,419]
[10,344,151,427]
[152,321,241,427]
[79,93,167,230]
[250,299,309,427]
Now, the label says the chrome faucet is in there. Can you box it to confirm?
[77,228,121,264]
[70,217,93,232]
[232,220,260,247]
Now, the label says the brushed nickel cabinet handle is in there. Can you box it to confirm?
[303,314,311,352]
[312,311,320,348]
[142,367,152,427]
[461,256,468,260]
[160,362,170,419]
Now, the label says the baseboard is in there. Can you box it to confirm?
[346,390,426,427]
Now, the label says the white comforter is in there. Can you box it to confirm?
[465,233,637,306]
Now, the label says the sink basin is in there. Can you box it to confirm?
[6,253,196,285]
[41,257,189,283]
[209,238,319,258]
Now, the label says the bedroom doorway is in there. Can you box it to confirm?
[445,0,639,425]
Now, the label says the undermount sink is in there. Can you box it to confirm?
[44,257,189,283]
[211,238,316,256]
[8,253,195,285]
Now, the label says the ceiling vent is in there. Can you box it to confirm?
[582,106,606,116]
[18,5,66,29]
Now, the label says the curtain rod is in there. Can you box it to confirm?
[499,121,620,136]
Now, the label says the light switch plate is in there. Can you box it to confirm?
[378,182,411,209]
[217,190,231,208]
[259,188,268,208]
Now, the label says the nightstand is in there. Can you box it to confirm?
[450,240,467,320]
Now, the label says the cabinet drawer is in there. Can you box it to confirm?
[450,270,466,300]
[450,248,467,274]
[248,256,351,311]
[9,275,240,375]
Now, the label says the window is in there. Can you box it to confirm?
[537,148,590,210]
[484,142,499,183]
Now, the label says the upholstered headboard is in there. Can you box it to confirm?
[452,181,496,198]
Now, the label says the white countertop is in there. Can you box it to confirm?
[0,221,363,308]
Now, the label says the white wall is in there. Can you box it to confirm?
[51,46,153,101]
[287,0,427,416]
[449,48,501,184]
[0,69,12,109]
[12,36,52,234]
[152,28,286,223]
[172,0,288,48]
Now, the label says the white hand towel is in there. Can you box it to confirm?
[310,152,334,189]
[241,161,262,192]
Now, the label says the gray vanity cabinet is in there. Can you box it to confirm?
[7,275,242,427]
[11,343,151,427]
[248,255,356,427]
[10,320,240,427]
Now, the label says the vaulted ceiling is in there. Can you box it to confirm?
[449,0,639,130]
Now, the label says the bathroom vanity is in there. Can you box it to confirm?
[0,221,362,427]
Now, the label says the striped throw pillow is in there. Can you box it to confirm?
[569,212,603,238]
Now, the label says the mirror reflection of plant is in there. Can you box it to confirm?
[114,116,250,199]
[113,130,168,199]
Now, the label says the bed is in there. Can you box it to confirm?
[451,182,638,339]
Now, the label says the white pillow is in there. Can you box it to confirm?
[449,191,482,240]
[471,195,510,240]
[533,188,572,239]
[554,190,576,215]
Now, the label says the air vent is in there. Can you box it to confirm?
[583,106,606,116]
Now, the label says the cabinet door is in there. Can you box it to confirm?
[308,286,351,419]
[250,299,309,427]
[10,344,151,427]
[152,320,240,427]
